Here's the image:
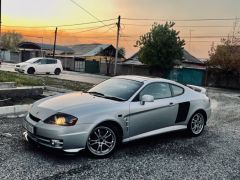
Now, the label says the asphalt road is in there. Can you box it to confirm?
[0,63,108,84]
[0,88,240,180]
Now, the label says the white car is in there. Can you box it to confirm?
[15,58,63,75]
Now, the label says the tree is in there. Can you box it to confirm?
[0,31,23,51]
[136,22,185,76]
[208,21,240,73]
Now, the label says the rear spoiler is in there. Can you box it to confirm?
[186,84,207,95]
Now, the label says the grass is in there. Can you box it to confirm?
[0,71,93,91]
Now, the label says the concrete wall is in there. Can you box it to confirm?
[1,51,20,63]
[100,62,150,76]
[0,87,43,99]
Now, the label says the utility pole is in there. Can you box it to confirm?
[0,0,2,58]
[189,29,194,51]
[0,0,1,40]
[114,15,121,76]
[53,27,58,58]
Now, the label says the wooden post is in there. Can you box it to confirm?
[114,16,121,76]
[53,27,58,58]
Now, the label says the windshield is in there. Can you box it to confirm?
[25,58,40,63]
[88,78,143,101]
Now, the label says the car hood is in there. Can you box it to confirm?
[16,62,29,66]
[30,92,122,120]
[38,92,115,110]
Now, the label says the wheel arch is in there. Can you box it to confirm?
[190,109,207,125]
[93,120,124,141]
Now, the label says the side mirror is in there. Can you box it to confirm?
[140,95,154,105]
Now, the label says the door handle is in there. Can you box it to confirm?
[169,102,175,106]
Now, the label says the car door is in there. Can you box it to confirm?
[35,59,48,73]
[47,59,57,73]
[129,82,179,137]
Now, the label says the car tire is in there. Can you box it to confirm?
[27,67,35,74]
[187,112,206,137]
[54,68,61,75]
[86,125,119,158]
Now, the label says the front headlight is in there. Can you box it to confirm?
[21,65,27,68]
[44,113,78,126]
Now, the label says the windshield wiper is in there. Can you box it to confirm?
[103,95,126,102]
[88,91,105,97]
[88,92,126,101]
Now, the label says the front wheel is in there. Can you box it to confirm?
[187,112,205,136]
[54,68,61,75]
[27,67,35,74]
[86,125,118,157]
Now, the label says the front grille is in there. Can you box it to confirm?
[29,113,41,122]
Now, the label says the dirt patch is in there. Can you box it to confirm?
[0,96,44,107]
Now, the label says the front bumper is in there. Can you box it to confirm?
[15,67,25,73]
[23,114,93,153]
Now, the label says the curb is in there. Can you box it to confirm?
[0,104,31,116]
[45,86,72,93]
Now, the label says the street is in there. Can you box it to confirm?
[0,88,240,180]
[0,63,108,85]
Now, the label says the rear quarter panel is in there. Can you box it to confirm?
[183,88,211,124]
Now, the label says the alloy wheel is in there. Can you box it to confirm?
[191,113,205,135]
[87,126,116,156]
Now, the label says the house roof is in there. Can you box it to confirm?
[70,44,112,57]
[18,42,74,54]
[124,50,204,65]
[182,50,204,64]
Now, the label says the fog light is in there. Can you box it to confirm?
[51,139,63,147]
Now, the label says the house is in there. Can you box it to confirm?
[17,41,74,62]
[121,50,206,86]
[124,50,205,69]
[53,43,124,74]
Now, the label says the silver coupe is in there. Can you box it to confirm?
[23,75,211,157]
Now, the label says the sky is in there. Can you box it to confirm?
[2,0,240,58]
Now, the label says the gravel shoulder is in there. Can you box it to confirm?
[0,88,239,180]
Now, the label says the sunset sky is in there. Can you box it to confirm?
[2,0,240,58]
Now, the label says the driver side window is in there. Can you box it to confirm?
[40,59,47,64]
[139,83,172,100]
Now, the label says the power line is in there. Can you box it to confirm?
[122,17,240,22]
[120,34,240,38]
[69,0,107,26]
[60,24,114,31]
[69,23,115,34]
[1,18,117,28]
[122,23,234,28]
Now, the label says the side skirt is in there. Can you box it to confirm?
[122,125,187,143]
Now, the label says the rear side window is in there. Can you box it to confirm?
[140,83,172,100]
[40,59,47,64]
[47,59,57,64]
[171,85,184,96]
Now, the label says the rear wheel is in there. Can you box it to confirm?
[86,125,118,157]
[27,67,35,74]
[187,112,205,136]
[54,68,61,75]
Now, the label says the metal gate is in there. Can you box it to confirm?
[85,60,100,74]
[74,58,85,72]
[169,68,206,86]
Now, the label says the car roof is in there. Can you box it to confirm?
[115,75,182,85]
[31,57,58,60]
